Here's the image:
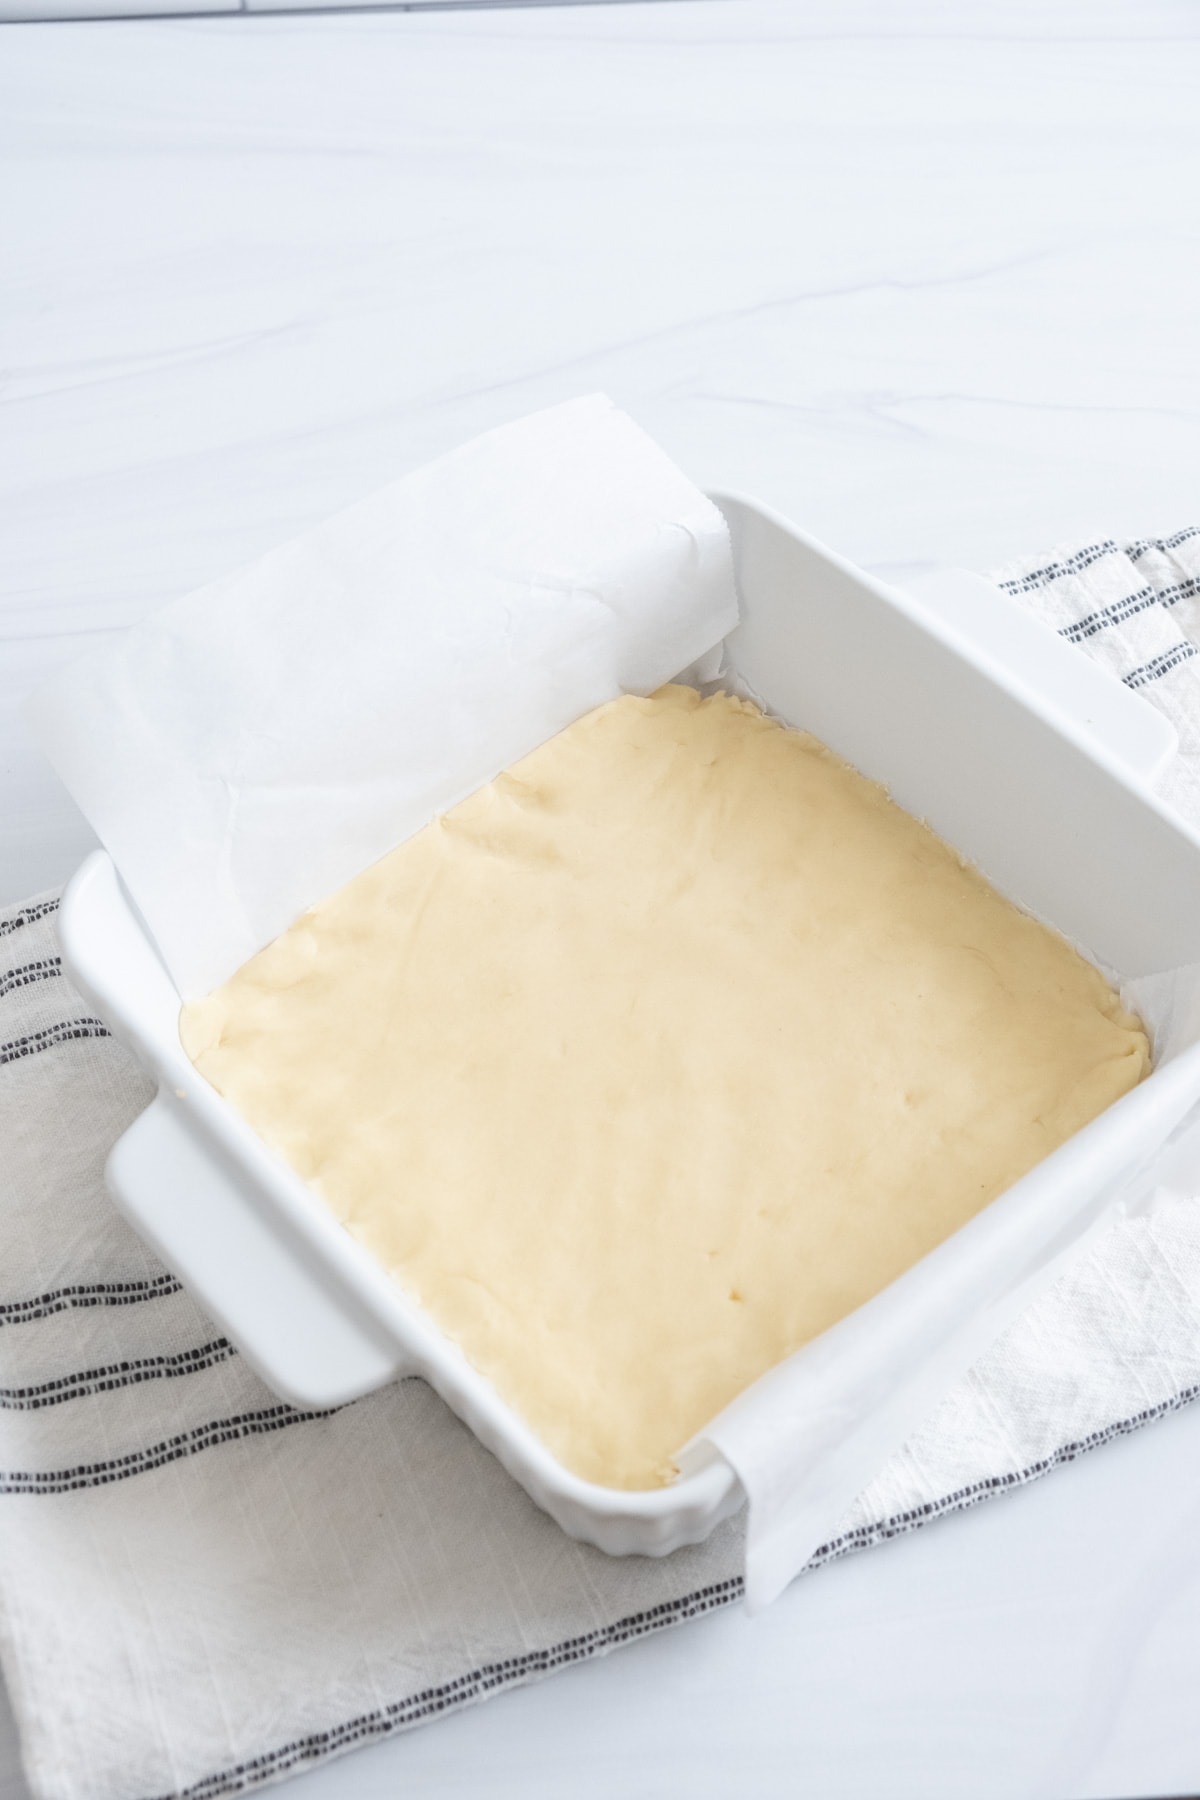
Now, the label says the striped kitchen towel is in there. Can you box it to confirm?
[2,528,1200,1800]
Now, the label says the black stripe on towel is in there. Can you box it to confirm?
[1151,573,1200,609]
[1059,584,1156,643]
[1123,643,1199,689]
[0,958,62,1002]
[997,540,1119,596]
[0,1402,333,1494]
[0,1338,236,1410]
[805,1379,1200,1567]
[1086,572,1194,615]
[0,1017,111,1067]
[1126,525,1200,559]
[0,898,59,940]
[0,1274,184,1327]
[1061,577,1200,642]
[151,1578,747,1800]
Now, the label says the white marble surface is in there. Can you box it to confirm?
[2,2,1200,1796]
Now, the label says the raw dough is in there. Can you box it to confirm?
[181,686,1149,1489]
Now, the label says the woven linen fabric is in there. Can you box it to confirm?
[2,528,1200,1800]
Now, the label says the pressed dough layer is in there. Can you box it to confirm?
[181,686,1149,1489]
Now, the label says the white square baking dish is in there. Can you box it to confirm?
[57,494,1200,1562]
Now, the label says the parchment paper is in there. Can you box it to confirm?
[29,395,737,998]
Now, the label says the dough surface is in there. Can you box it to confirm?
[181,686,1149,1489]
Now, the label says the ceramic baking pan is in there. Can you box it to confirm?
[57,495,1200,1557]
